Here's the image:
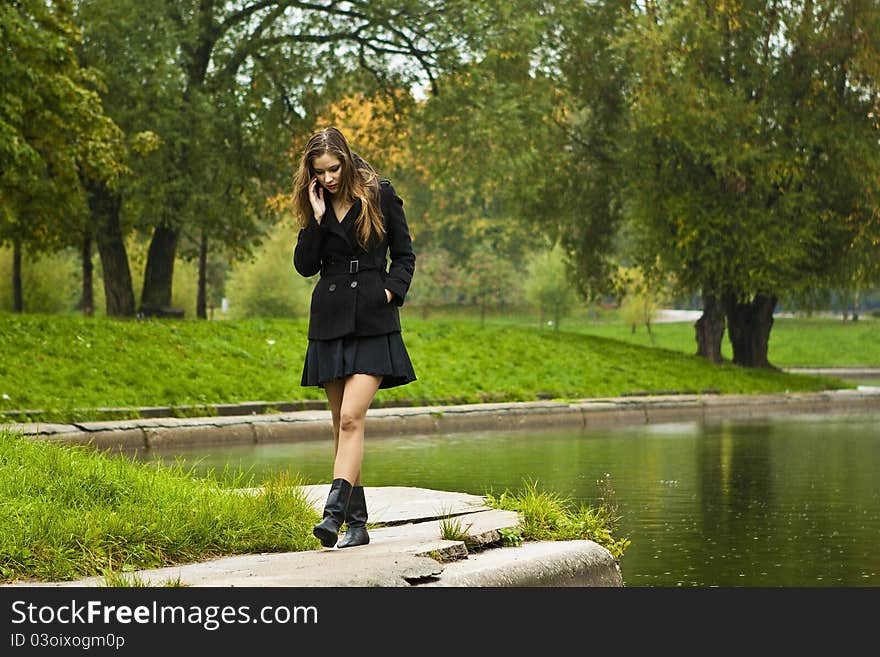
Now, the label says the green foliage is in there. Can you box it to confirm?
[461,244,522,324]
[0,429,318,582]
[66,0,503,315]
[524,244,578,330]
[615,0,880,302]
[224,222,314,319]
[408,2,565,263]
[617,266,664,337]
[546,0,632,301]
[75,0,279,262]
[406,248,465,318]
[0,247,80,313]
[169,258,200,319]
[1,0,125,254]
[498,526,524,547]
[485,478,631,560]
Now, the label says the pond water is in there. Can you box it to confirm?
[133,411,880,587]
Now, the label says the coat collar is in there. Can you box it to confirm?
[323,198,361,253]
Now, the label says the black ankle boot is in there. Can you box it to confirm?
[337,485,370,549]
[313,478,353,548]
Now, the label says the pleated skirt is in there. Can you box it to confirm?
[301,332,417,390]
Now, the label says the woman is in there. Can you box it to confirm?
[292,126,416,549]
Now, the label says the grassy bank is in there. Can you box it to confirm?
[0,428,317,583]
[571,316,880,367]
[0,312,858,422]
[418,306,880,367]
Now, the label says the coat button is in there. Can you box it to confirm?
[350,281,358,288]
[329,283,336,291]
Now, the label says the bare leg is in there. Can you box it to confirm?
[332,373,382,484]
[323,379,361,485]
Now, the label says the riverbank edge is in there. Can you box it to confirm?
[4,368,878,425]
[9,387,880,452]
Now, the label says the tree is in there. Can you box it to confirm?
[461,243,520,325]
[407,1,566,265]
[524,244,578,331]
[544,0,634,303]
[405,247,463,318]
[617,265,663,339]
[77,0,493,318]
[616,0,880,367]
[0,0,123,312]
[224,221,313,318]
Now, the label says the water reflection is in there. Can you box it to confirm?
[132,412,880,587]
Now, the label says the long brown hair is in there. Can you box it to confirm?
[293,127,385,248]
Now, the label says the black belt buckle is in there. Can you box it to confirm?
[349,259,359,274]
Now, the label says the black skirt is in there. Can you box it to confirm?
[301,332,417,389]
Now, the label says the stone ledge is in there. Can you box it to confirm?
[415,540,623,587]
[7,389,880,451]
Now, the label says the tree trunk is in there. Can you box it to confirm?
[86,180,136,317]
[723,292,778,368]
[140,226,179,316]
[197,230,208,319]
[695,291,725,363]
[81,231,94,317]
[12,238,23,313]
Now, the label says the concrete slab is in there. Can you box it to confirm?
[351,508,521,560]
[24,551,445,588]
[296,484,488,524]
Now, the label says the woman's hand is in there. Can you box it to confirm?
[384,289,393,303]
[308,177,325,223]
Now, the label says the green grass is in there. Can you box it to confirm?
[485,477,631,560]
[438,514,474,543]
[0,311,865,422]
[0,428,320,583]
[417,304,880,367]
[566,316,880,367]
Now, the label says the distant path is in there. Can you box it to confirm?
[786,367,880,378]
[654,309,879,324]
[653,309,702,323]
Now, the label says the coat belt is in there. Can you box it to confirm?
[320,257,380,275]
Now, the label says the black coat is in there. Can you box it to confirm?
[293,180,416,340]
